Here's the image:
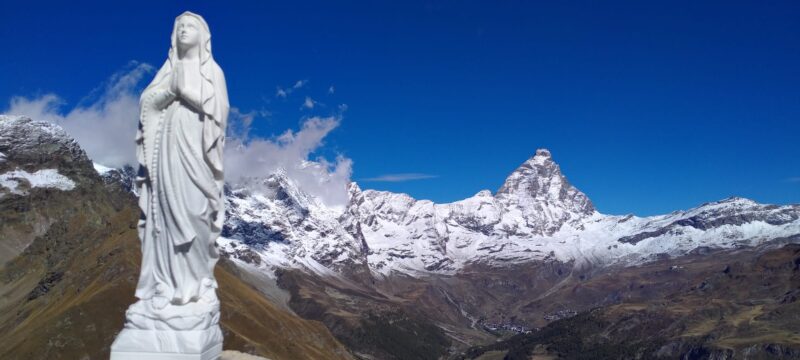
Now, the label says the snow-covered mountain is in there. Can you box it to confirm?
[50,110,794,277]
[0,116,84,199]
[221,169,369,275]
[200,146,800,277]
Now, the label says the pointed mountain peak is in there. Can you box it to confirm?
[523,148,554,167]
[0,115,85,162]
[496,149,595,220]
[497,148,562,196]
[345,181,365,207]
[271,167,290,180]
[534,148,551,159]
[347,181,363,196]
[228,167,321,213]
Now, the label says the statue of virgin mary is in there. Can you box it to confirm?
[112,11,228,358]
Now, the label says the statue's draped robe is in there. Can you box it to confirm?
[134,29,229,305]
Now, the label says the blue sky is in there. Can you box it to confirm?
[2,1,798,215]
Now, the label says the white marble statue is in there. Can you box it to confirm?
[111,11,229,360]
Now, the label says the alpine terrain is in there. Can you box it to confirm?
[2,114,799,359]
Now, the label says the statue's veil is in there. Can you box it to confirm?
[140,11,226,178]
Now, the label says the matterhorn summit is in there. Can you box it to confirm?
[495,148,595,236]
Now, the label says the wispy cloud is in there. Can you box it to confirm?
[785,177,800,183]
[275,79,308,98]
[5,61,154,168]
[293,80,308,89]
[361,173,438,182]
[225,116,352,208]
[302,96,316,109]
[328,85,335,94]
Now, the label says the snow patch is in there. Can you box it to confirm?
[0,168,76,196]
[93,162,115,175]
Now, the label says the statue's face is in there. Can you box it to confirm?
[176,16,201,48]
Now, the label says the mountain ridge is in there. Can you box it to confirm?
[75,120,800,277]
[211,148,799,276]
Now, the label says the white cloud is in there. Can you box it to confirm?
[362,173,438,182]
[227,107,256,141]
[5,62,154,168]
[302,96,316,109]
[5,66,353,209]
[293,79,308,89]
[328,85,335,94]
[225,116,352,209]
[275,79,308,98]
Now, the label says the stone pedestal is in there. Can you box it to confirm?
[110,326,222,360]
[111,294,222,360]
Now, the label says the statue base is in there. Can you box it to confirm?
[111,290,223,360]
[110,326,223,360]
